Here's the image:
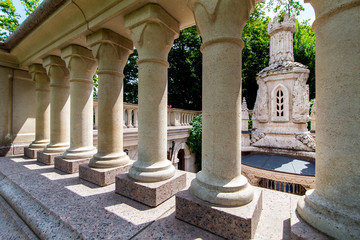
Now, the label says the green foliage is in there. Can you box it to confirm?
[0,0,41,41]
[266,0,304,20]
[294,20,316,99]
[186,114,202,170]
[20,0,40,16]
[242,2,271,109]
[93,74,98,99]
[0,0,20,41]
[168,26,202,110]
[123,49,139,103]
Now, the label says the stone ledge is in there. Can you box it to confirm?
[79,162,133,187]
[175,188,263,240]
[37,151,62,165]
[54,157,90,174]
[116,170,186,207]
[24,147,41,159]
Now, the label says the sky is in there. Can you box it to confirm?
[13,0,315,25]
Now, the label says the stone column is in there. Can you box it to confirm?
[61,45,97,160]
[24,64,50,158]
[87,29,133,168]
[125,4,179,182]
[188,0,255,207]
[42,56,70,153]
[297,1,360,239]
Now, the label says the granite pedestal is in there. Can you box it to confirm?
[37,151,62,165]
[175,188,263,240]
[24,147,42,159]
[116,170,187,207]
[54,156,90,174]
[79,162,133,187]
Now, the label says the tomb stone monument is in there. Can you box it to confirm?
[252,15,315,151]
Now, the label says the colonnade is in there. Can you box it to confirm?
[22,0,359,239]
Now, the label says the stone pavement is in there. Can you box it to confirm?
[0,156,305,239]
[242,154,315,176]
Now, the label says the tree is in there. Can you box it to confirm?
[21,0,40,16]
[294,20,316,99]
[0,0,41,41]
[0,0,19,41]
[266,0,305,20]
[168,26,202,110]
[242,2,271,109]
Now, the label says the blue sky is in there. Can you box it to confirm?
[13,0,315,25]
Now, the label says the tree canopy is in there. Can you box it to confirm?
[1,0,315,109]
[0,0,40,41]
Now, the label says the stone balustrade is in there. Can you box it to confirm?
[94,101,200,129]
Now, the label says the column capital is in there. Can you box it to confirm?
[188,0,255,50]
[28,63,49,90]
[305,0,360,32]
[28,63,47,80]
[61,44,97,82]
[87,29,133,72]
[125,4,179,62]
[43,55,70,86]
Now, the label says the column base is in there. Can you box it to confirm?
[37,151,62,165]
[291,209,330,240]
[175,188,262,240]
[79,162,133,187]
[296,189,360,240]
[24,147,42,159]
[116,170,186,207]
[54,157,90,174]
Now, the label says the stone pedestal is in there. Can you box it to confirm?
[24,147,40,159]
[79,162,133,187]
[116,170,186,207]
[54,156,90,174]
[37,151,61,165]
[176,187,262,240]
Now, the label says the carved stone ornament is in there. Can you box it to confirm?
[292,73,311,123]
[253,77,268,123]
[296,134,316,150]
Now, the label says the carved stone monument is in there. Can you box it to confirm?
[252,15,315,151]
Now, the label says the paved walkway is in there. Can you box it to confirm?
[242,154,315,176]
[0,155,308,240]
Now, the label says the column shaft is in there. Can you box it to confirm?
[188,0,255,206]
[61,45,97,159]
[297,1,360,239]
[125,4,179,182]
[28,64,50,148]
[87,29,133,168]
[43,56,70,153]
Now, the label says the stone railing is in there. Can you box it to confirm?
[94,101,200,129]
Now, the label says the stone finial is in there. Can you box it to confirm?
[242,97,248,111]
[268,14,296,65]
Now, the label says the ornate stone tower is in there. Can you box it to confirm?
[251,15,315,151]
